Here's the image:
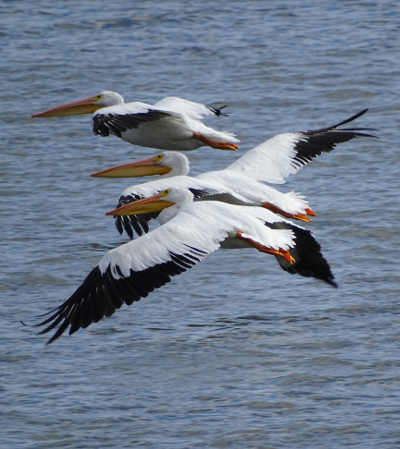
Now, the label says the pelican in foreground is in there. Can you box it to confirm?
[32,90,239,151]
[91,109,375,238]
[37,187,336,343]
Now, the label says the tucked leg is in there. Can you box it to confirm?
[262,202,311,223]
[236,231,295,264]
[192,132,239,151]
[305,208,316,217]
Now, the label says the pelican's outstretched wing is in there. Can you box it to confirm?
[37,215,226,343]
[228,109,376,184]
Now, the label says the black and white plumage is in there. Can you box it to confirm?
[32,90,239,151]
[228,108,375,183]
[91,109,375,239]
[37,188,336,344]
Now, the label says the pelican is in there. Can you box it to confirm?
[37,187,336,343]
[32,91,239,151]
[91,109,375,238]
[103,160,313,239]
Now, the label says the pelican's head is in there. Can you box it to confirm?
[106,187,194,217]
[91,151,190,178]
[32,90,124,118]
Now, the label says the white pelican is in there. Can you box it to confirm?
[32,91,239,151]
[91,109,375,238]
[109,166,313,239]
[37,187,336,343]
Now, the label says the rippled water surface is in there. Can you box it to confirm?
[1,1,400,448]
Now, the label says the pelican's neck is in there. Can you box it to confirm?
[158,204,179,224]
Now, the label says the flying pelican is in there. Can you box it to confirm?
[91,109,375,238]
[37,187,336,343]
[32,91,239,151]
[100,158,313,239]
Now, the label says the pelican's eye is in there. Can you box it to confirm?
[93,94,102,103]
[159,189,171,197]
[154,154,164,163]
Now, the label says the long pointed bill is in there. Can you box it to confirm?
[91,157,172,178]
[32,95,102,118]
[106,195,175,216]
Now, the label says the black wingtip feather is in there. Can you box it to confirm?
[122,216,134,239]
[270,223,337,287]
[113,194,159,239]
[289,227,337,287]
[293,128,376,168]
[328,108,368,129]
[115,217,124,235]
[207,103,229,117]
[305,109,371,135]
[37,248,205,343]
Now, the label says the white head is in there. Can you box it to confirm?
[106,186,195,218]
[161,186,194,204]
[96,90,125,107]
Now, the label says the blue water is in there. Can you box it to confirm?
[1,1,400,448]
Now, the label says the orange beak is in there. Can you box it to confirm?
[32,95,103,118]
[91,157,172,178]
[106,194,175,216]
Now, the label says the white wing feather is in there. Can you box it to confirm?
[154,96,217,120]
[105,200,296,279]
[99,208,226,278]
[227,133,305,184]
[95,101,153,116]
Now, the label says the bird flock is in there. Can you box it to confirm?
[32,91,376,343]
